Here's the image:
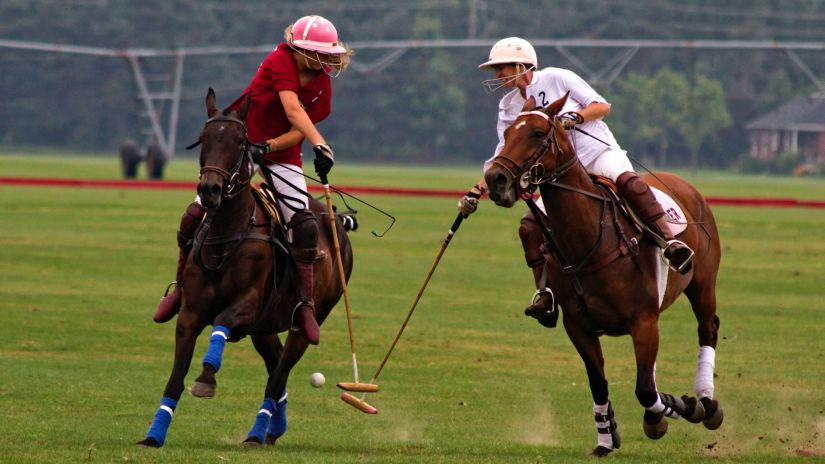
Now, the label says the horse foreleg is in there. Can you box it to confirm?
[631,314,697,440]
[245,331,309,446]
[189,325,230,398]
[137,316,204,447]
[563,315,619,456]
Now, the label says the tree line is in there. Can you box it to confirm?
[1,0,823,169]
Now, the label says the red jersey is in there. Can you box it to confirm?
[228,43,331,166]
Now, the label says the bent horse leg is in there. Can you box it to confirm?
[137,315,205,447]
[564,316,620,456]
[630,314,699,440]
[245,331,310,445]
[189,325,229,398]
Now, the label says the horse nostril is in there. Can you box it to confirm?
[210,184,222,196]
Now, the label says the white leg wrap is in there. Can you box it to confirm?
[694,345,716,399]
[593,403,614,449]
[646,395,666,414]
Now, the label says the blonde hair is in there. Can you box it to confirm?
[284,23,353,73]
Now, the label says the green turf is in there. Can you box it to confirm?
[1,153,824,463]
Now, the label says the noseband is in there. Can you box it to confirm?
[491,111,578,193]
[188,116,254,200]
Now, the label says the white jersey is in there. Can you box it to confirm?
[484,67,626,174]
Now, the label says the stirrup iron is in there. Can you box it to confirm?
[662,240,694,273]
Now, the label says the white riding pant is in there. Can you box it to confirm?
[532,147,632,216]
[583,147,634,182]
[193,160,309,241]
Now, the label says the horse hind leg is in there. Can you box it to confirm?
[244,333,288,446]
[245,330,310,446]
[685,281,724,430]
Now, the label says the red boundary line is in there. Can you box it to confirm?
[1,176,824,208]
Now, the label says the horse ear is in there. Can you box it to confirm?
[543,91,569,117]
[206,87,219,118]
[237,92,252,122]
[521,96,537,112]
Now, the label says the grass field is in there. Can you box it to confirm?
[1,153,824,463]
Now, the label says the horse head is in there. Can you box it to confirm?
[484,92,576,207]
[194,88,253,209]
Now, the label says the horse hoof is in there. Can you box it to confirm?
[136,437,161,448]
[643,411,668,440]
[591,446,613,457]
[265,433,278,445]
[243,437,263,447]
[190,381,216,398]
[700,397,724,430]
[681,395,705,424]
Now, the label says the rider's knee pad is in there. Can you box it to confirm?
[287,210,319,262]
[177,202,206,247]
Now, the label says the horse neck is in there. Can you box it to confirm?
[538,161,606,259]
[208,188,255,235]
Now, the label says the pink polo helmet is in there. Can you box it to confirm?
[289,15,347,55]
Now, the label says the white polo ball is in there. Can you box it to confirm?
[309,372,325,388]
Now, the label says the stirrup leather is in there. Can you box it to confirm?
[161,281,178,298]
[662,240,694,273]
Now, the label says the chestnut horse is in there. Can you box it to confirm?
[138,88,353,447]
[484,93,722,456]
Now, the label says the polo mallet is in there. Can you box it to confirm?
[319,172,379,399]
[340,212,465,414]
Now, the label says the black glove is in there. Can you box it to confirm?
[313,143,335,179]
[458,184,484,218]
[250,142,269,164]
[559,111,584,129]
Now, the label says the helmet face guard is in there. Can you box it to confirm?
[481,63,534,93]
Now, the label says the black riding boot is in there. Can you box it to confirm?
[519,211,558,328]
[616,172,694,274]
[154,202,206,323]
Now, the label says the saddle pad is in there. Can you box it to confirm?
[253,184,283,229]
[651,187,688,236]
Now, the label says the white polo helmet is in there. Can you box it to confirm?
[478,37,537,69]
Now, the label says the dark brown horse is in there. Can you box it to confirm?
[138,88,353,447]
[484,93,722,456]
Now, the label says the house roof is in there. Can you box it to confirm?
[746,91,825,132]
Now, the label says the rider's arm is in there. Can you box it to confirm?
[577,101,611,123]
[278,90,326,146]
[266,128,303,152]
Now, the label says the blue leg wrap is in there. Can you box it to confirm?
[246,397,276,443]
[267,391,288,440]
[145,396,178,447]
[202,325,230,372]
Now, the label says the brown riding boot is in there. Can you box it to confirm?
[153,202,206,323]
[519,212,558,328]
[616,172,694,274]
[288,210,321,345]
[292,261,320,345]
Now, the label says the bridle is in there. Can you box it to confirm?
[187,115,256,200]
[491,111,579,195]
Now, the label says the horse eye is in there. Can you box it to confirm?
[530,130,545,139]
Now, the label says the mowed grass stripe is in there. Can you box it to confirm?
[1,156,824,462]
